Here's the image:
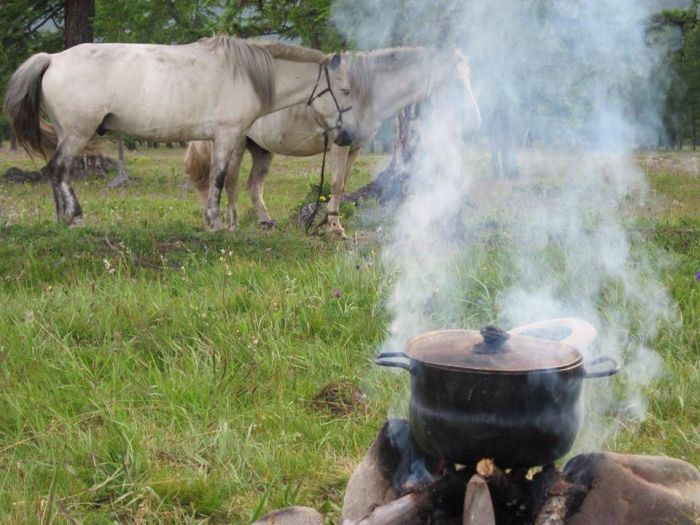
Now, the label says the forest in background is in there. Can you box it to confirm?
[1,0,699,150]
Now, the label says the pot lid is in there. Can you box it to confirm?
[405,325,583,373]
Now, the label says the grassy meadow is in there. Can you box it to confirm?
[0,145,698,524]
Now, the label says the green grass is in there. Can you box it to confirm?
[0,146,698,523]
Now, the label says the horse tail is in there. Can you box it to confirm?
[184,141,213,203]
[3,53,52,158]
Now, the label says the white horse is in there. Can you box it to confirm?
[3,37,359,228]
[184,47,481,236]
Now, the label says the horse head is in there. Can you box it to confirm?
[306,52,360,147]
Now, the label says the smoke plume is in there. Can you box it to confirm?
[334,0,679,451]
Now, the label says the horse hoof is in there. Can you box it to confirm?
[326,223,348,239]
[204,212,226,231]
[68,217,84,228]
[260,220,277,230]
[207,220,226,231]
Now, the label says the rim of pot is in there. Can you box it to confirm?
[405,357,586,375]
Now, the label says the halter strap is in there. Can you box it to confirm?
[306,63,352,133]
[304,62,353,234]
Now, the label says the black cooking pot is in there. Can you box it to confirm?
[375,318,620,468]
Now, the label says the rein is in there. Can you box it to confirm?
[304,130,329,233]
[304,63,352,233]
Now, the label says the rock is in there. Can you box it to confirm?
[562,452,700,525]
[298,202,324,229]
[341,421,399,522]
[252,506,324,525]
[3,166,47,183]
[2,155,117,185]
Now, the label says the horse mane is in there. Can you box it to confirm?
[347,47,431,106]
[197,36,275,110]
[197,37,332,111]
[254,40,328,64]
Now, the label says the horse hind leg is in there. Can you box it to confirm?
[246,140,274,228]
[204,132,245,231]
[224,139,247,231]
[48,132,92,226]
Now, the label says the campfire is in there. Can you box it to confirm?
[254,414,700,525]
[254,321,700,525]
[342,418,579,525]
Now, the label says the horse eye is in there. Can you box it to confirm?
[341,88,350,96]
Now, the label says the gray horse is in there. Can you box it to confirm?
[4,37,359,229]
[185,47,481,236]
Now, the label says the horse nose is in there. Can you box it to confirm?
[333,128,356,147]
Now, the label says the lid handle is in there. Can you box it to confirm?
[474,325,510,354]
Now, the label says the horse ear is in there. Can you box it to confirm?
[329,53,342,70]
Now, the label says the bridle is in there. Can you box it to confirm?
[306,63,353,135]
[303,62,353,233]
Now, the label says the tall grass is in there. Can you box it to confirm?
[0,147,697,523]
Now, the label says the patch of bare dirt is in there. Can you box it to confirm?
[2,155,118,184]
[312,381,368,416]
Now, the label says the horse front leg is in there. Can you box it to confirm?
[326,145,360,239]
[204,132,243,231]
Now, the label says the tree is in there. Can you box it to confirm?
[94,0,217,44]
[650,0,700,149]
[0,0,63,146]
[217,0,345,51]
[64,0,93,47]
[338,0,465,202]
[1,0,346,145]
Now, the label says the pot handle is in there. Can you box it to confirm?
[374,352,412,371]
[508,318,598,351]
[583,355,621,378]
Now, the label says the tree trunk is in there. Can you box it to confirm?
[489,107,520,179]
[10,128,18,151]
[344,105,421,204]
[692,115,697,151]
[64,0,94,48]
[107,135,132,188]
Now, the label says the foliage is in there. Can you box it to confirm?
[94,0,218,44]
[217,0,346,51]
[2,1,700,146]
[651,0,700,148]
[0,0,347,142]
[0,0,63,142]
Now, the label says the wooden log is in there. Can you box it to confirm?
[533,478,587,525]
[345,492,431,525]
[345,468,472,525]
[107,135,132,188]
[477,459,522,509]
[462,475,496,525]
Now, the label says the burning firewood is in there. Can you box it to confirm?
[344,468,472,525]
[462,475,496,525]
[533,477,587,525]
[343,491,432,525]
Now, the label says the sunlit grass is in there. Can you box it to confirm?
[0,145,698,523]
